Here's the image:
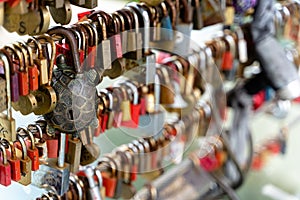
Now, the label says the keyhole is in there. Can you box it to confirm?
[68,109,74,120]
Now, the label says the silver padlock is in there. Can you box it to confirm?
[31,132,70,195]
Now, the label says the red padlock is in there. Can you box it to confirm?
[44,131,59,158]
[94,96,107,137]
[0,139,21,182]
[22,128,39,171]
[199,143,219,172]
[0,144,12,186]
[221,34,235,71]
[99,157,118,198]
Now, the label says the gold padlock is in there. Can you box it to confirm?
[0,51,16,142]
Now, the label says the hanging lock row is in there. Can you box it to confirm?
[0,35,57,129]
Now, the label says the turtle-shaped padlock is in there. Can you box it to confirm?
[44,26,99,133]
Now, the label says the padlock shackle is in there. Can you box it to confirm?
[47,26,81,74]
[12,42,29,72]
[16,134,27,160]
[117,9,133,30]
[98,156,116,176]
[28,124,43,141]
[70,175,84,200]
[84,166,98,188]
[27,37,44,60]
[127,3,151,52]
[0,138,16,160]
[99,89,113,111]
[113,11,126,32]
[0,52,12,120]
[18,41,35,67]
[164,0,177,29]
[0,143,8,165]
[35,34,56,86]
[94,168,103,188]
[3,45,24,74]
[80,22,96,47]
[70,25,85,52]
[124,81,139,105]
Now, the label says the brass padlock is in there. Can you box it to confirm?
[16,134,32,186]
[0,51,16,142]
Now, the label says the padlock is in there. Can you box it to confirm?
[16,134,32,186]
[80,21,98,69]
[156,67,175,104]
[138,138,152,172]
[116,85,132,124]
[131,140,146,173]
[94,96,106,136]
[1,49,19,102]
[145,137,158,169]
[48,0,72,25]
[104,155,123,199]
[94,168,106,199]
[235,27,248,64]
[100,12,125,79]
[98,157,117,198]
[45,26,98,133]
[66,134,82,173]
[71,24,88,69]
[99,89,115,130]
[127,2,151,54]
[35,120,59,158]
[30,35,57,115]
[27,37,48,85]
[0,139,21,181]
[18,127,39,171]
[109,88,120,129]
[0,142,11,186]
[12,42,29,97]
[13,42,40,115]
[113,10,130,57]
[126,143,139,181]
[121,81,141,128]
[5,0,28,14]
[221,34,236,71]
[84,166,102,200]
[149,1,176,52]
[100,89,115,129]
[192,0,203,30]
[4,4,41,35]
[0,51,16,142]
[173,0,193,57]
[27,124,48,164]
[31,132,70,195]
[18,41,39,91]
[87,11,112,71]
[122,7,143,61]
